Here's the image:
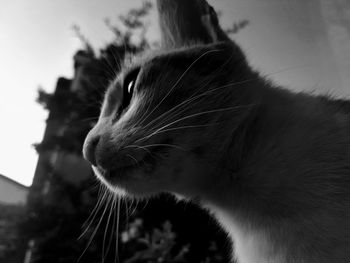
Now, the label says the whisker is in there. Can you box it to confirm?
[137,54,234,130]
[139,74,229,132]
[142,143,187,152]
[124,145,152,155]
[114,198,121,263]
[81,186,104,230]
[139,49,221,124]
[79,187,108,240]
[132,199,141,216]
[109,49,123,72]
[137,105,253,143]
[102,56,120,81]
[141,93,200,130]
[124,198,130,234]
[102,196,115,263]
[77,192,112,262]
[133,90,156,128]
[123,145,162,164]
[136,63,300,138]
[130,79,252,147]
[102,197,118,262]
[126,154,139,165]
[143,123,221,136]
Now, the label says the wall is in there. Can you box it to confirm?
[0,176,28,205]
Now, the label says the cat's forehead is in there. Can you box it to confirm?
[120,49,170,72]
[120,43,216,74]
[115,50,170,86]
[108,50,172,93]
[115,42,235,88]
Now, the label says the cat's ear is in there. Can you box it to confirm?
[157,0,231,48]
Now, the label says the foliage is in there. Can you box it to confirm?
[25,2,248,262]
[120,217,228,263]
[225,20,249,35]
[121,219,190,263]
[0,204,27,262]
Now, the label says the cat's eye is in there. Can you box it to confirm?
[121,67,140,111]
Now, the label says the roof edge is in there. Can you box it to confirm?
[0,174,29,189]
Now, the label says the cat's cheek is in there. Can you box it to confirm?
[166,155,217,198]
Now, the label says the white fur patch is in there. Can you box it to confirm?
[211,209,287,263]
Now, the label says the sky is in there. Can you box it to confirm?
[1,0,349,186]
[0,0,145,186]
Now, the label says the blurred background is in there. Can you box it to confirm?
[0,0,349,262]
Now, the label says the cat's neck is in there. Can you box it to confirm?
[202,85,350,263]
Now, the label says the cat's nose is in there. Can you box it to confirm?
[83,135,100,167]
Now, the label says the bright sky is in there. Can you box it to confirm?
[0,0,146,186]
[1,0,349,186]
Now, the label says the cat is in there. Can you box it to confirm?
[83,1,350,262]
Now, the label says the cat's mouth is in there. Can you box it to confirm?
[96,140,172,182]
[108,153,154,177]
[94,155,150,182]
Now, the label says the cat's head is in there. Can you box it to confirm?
[83,1,255,199]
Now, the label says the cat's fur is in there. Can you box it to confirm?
[83,2,350,263]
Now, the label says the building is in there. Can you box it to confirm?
[29,55,94,206]
[0,174,28,263]
[0,174,28,206]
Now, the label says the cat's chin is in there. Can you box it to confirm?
[92,165,161,198]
